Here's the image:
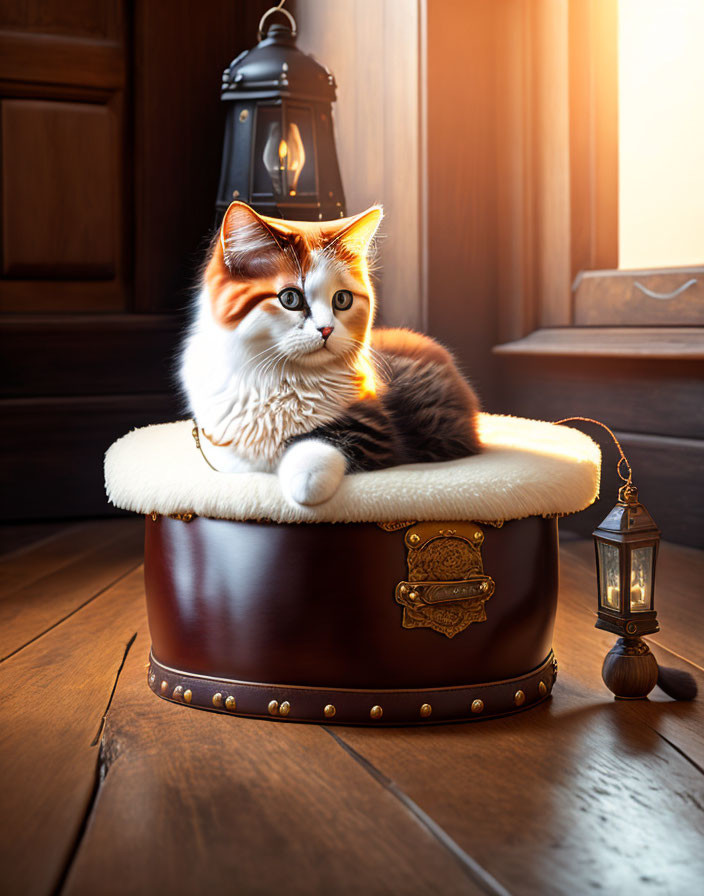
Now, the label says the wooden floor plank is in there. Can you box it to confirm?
[331,540,704,896]
[0,567,146,896]
[0,521,143,660]
[0,518,141,600]
[0,521,67,558]
[63,617,484,896]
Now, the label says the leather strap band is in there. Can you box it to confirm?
[148,650,558,725]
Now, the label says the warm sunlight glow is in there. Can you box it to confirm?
[618,0,704,269]
[353,257,378,400]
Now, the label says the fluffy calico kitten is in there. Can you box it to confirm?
[180,202,480,506]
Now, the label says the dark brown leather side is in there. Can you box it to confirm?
[144,516,559,690]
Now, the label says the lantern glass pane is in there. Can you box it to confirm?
[287,105,316,195]
[598,541,621,612]
[253,105,283,196]
[630,546,654,612]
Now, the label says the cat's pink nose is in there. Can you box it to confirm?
[319,326,334,341]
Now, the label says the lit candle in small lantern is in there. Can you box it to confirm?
[594,482,660,698]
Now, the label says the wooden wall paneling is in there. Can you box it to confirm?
[0,31,124,89]
[494,0,538,344]
[0,2,128,313]
[531,0,572,327]
[2,98,117,280]
[568,0,619,277]
[132,1,273,313]
[494,0,619,345]
[0,315,182,397]
[497,354,704,440]
[1,395,182,520]
[424,0,501,407]
[295,0,422,330]
[0,0,124,43]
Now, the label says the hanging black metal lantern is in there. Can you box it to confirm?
[215,4,346,223]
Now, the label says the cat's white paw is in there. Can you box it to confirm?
[278,439,346,506]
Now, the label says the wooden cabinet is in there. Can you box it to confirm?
[0,0,272,519]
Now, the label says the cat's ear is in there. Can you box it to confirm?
[328,206,383,257]
[219,201,286,275]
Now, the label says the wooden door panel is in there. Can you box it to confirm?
[2,98,117,279]
[0,0,123,41]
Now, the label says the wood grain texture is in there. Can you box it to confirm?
[333,538,704,895]
[494,327,704,359]
[0,518,140,599]
[1,521,702,895]
[0,394,181,520]
[1,98,117,280]
[574,268,704,326]
[132,1,269,312]
[0,314,183,397]
[0,519,142,660]
[496,354,704,441]
[0,566,145,896]
[0,29,125,88]
[62,624,482,895]
[568,0,619,277]
[295,0,422,331]
[0,520,65,557]
[0,0,123,42]
[425,0,501,403]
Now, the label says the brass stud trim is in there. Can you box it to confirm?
[148,672,156,687]
[183,689,192,704]
[324,704,336,718]
[225,695,236,711]
[268,700,279,716]
[514,689,526,706]
[471,699,484,714]
[538,681,547,697]
[408,532,421,545]
[279,701,291,717]
[160,680,168,695]
[212,693,224,708]
[173,685,184,700]
[370,705,383,720]
[420,703,432,718]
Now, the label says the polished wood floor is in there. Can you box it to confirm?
[1,520,702,896]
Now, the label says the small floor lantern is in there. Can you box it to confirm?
[556,417,679,700]
[215,1,346,223]
[594,482,661,699]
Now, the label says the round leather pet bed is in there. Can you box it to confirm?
[105,413,600,725]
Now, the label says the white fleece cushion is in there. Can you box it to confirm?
[104,414,600,524]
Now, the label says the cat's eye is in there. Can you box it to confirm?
[278,288,306,311]
[332,290,353,311]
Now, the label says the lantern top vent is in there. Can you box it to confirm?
[221,22,337,102]
[595,486,659,535]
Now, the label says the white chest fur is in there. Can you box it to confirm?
[179,294,358,472]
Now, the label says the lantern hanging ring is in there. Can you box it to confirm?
[259,1,297,41]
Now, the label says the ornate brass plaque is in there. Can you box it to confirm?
[395,522,495,638]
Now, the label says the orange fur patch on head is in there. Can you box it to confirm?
[206,201,383,332]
